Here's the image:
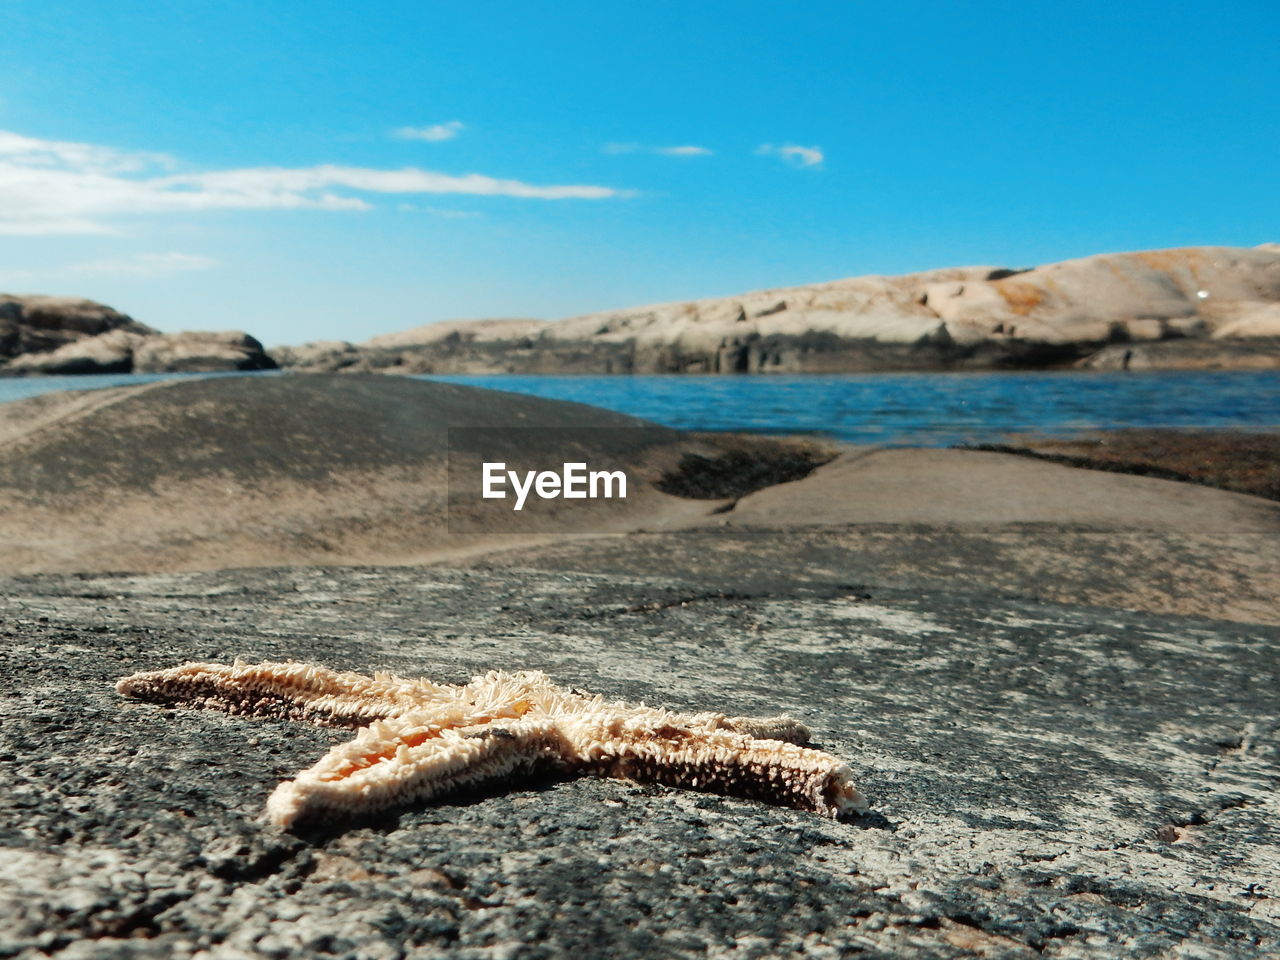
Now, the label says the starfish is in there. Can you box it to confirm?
[116,660,868,830]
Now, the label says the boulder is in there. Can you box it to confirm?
[132,331,277,373]
[1,328,277,375]
[267,339,362,371]
[0,293,153,358]
[0,294,275,375]
[3,328,145,374]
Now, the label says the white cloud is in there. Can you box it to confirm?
[654,145,713,157]
[757,143,825,168]
[70,252,219,276]
[0,129,623,236]
[0,129,172,174]
[394,121,464,142]
[604,142,713,158]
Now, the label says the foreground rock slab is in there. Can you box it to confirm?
[2,563,1278,958]
[0,373,765,573]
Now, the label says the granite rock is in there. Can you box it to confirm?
[275,244,1280,374]
[0,294,275,376]
[0,293,153,360]
[1,562,1277,958]
[2,328,147,375]
[131,331,276,373]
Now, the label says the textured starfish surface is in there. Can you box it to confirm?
[117,660,869,830]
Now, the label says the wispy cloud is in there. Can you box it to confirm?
[394,121,464,142]
[603,142,713,157]
[757,143,825,168]
[70,252,219,276]
[0,129,624,236]
[654,145,713,157]
[0,130,172,174]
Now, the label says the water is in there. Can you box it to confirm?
[0,369,1275,447]
[423,371,1280,446]
[0,370,281,406]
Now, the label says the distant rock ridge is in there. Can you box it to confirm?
[0,293,276,375]
[276,243,1280,374]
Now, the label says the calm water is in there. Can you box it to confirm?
[0,370,278,405]
[424,371,1280,445]
[0,369,1276,447]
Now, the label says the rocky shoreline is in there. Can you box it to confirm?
[276,244,1280,375]
[6,243,1280,377]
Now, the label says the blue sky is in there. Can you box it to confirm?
[0,0,1276,346]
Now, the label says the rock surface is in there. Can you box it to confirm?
[1076,337,1280,371]
[0,374,827,573]
[0,293,275,375]
[4,330,276,375]
[364,317,548,349]
[131,331,277,373]
[2,328,145,375]
[266,339,363,372]
[0,373,1275,626]
[0,373,1276,604]
[0,294,154,360]
[707,447,1279,534]
[275,244,1280,374]
[970,430,1280,503]
[2,561,1278,958]
[1,374,1278,956]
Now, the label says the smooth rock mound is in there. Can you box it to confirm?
[708,447,1280,534]
[0,374,818,573]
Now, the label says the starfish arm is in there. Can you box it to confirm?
[563,716,868,819]
[704,714,812,745]
[116,660,461,727]
[461,673,814,746]
[265,715,566,829]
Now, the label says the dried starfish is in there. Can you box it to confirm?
[117,660,868,829]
